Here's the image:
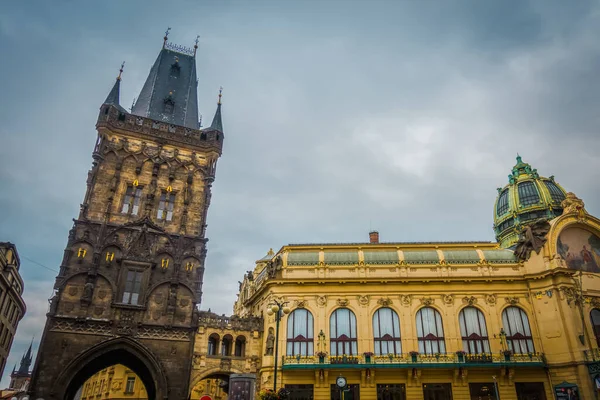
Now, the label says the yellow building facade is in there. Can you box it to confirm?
[216,158,600,400]
[77,364,147,400]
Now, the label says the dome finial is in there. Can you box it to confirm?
[516,153,522,163]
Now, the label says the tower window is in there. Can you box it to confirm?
[517,181,540,206]
[121,270,143,305]
[157,192,176,221]
[121,185,143,215]
[544,181,566,203]
[496,189,509,216]
[164,97,175,114]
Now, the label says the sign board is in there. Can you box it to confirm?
[554,382,579,400]
[200,396,212,400]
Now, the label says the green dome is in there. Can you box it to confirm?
[493,155,567,248]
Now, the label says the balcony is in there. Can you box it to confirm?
[583,348,600,362]
[282,352,546,370]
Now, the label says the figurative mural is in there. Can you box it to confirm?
[557,227,600,272]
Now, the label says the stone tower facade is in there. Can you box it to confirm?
[29,36,224,400]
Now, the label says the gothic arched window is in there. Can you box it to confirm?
[330,308,357,356]
[459,307,490,354]
[591,309,600,347]
[416,307,446,354]
[286,309,314,356]
[502,306,535,353]
[373,307,401,355]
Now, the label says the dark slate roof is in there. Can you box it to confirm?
[131,47,199,129]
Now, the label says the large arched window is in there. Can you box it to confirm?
[330,308,357,356]
[207,333,219,356]
[591,309,600,347]
[286,309,314,356]
[502,306,535,353]
[459,307,490,354]
[416,307,446,354]
[373,308,402,355]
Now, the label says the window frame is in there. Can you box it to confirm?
[125,376,136,394]
[517,181,540,206]
[330,308,358,356]
[416,307,446,355]
[157,191,176,221]
[459,306,490,354]
[118,263,149,307]
[121,185,144,216]
[502,306,535,354]
[286,308,314,357]
[591,309,600,348]
[372,307,402,356]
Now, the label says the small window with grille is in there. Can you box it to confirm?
[544,181,565,203]
[517,181,540,206]
[496,189,509,216]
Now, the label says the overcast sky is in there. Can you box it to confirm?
[1,0,600,387]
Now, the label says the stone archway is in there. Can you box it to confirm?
[54,337,168,400]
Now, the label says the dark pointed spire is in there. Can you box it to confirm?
[209,87,223,132]
[17,338,33,375]
[103,62,125,109]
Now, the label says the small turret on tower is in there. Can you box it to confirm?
[102,62,127,113]
[208,87,224,133]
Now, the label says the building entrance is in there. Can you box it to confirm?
[377,384,406,400]
[285,384,314,399]
[331,384,360,400]
[423,383,453,400]
[515,382,547,400]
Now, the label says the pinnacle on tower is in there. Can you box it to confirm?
[17,339,33,375]
[103,62,127,113]
[208,87,223,133]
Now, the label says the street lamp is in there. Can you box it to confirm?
[266,300,291,392]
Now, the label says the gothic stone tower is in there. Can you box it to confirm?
[29,35,224,400]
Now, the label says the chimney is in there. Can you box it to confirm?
[369,231,379,244]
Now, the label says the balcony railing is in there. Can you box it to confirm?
[282,352,545,369]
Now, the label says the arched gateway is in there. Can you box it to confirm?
[57,338,167,400]
[28,36,225,400]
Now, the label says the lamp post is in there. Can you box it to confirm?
[266,300,291,393]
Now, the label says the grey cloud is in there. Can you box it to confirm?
[1,0,599,387]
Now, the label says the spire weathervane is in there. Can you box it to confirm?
[218,86,223,105]
[163,27,171,48]
[117,61,125,80]
[194,35,200,56]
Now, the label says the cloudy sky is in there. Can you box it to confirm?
[1,0,600,387]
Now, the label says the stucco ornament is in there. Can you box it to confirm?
[441,294,454,305]
[420,297,434,306]
[337,298,349,307]
[400,295,412,306]
[316,296,327,307]
[514,220,551,261]
[484,294,497,305]
[358,295,370,306]
[376,297,392,307]
[561,192,586,216]
[462,296,477,306]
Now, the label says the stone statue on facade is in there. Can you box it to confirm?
[265,328,275,355]
[514,220,551,261]
[81,281,95,303]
